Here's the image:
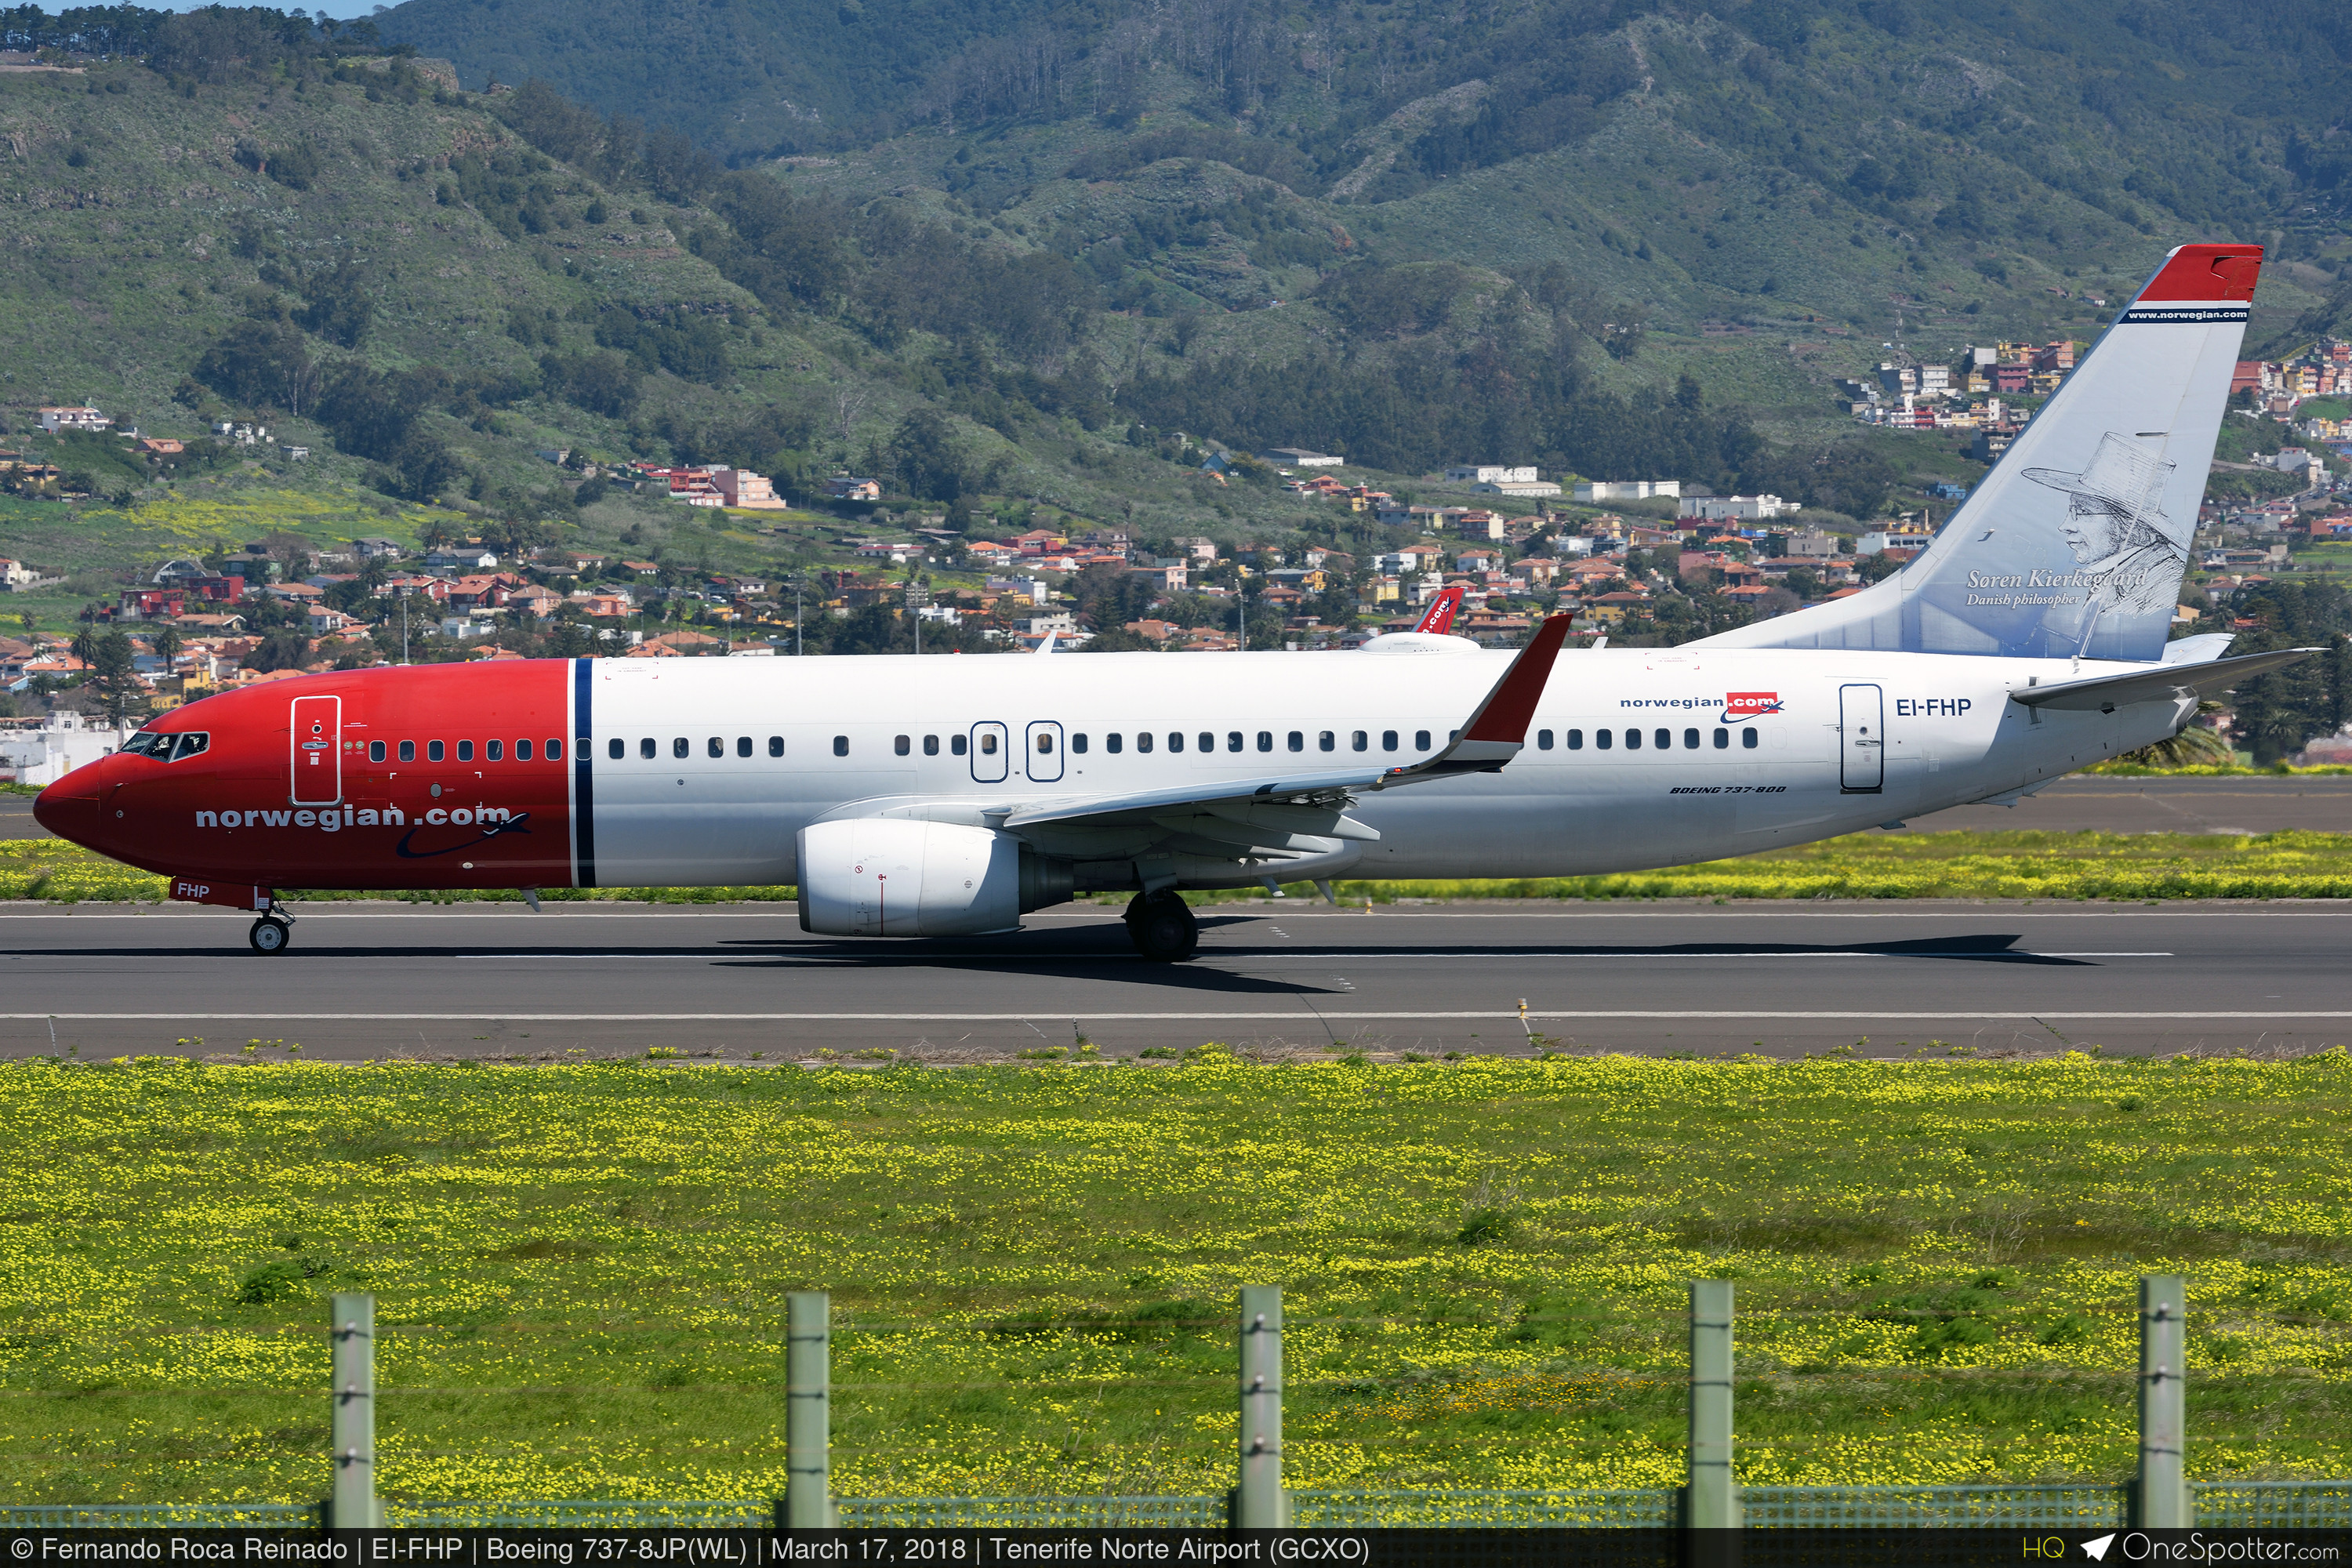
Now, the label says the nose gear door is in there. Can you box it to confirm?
[1838,683,1884,793]
[290,695,342,805]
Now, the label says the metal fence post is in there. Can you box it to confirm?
[786,1292,837,1528]
[1232,1284,1290,1527]
[2136,1275,2191,1529]
[1686,1279,1740,1529]
[329,1292,380,1529]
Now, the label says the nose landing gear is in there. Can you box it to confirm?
[247,897,296,954]
[1123,889,1198,963]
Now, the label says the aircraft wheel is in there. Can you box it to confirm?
[1124,892,1198,963]
[249,917,292,954]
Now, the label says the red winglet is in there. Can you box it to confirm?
[2137,243,2263,303]
[1461,615,1576,742]
[1414,585,1466,635]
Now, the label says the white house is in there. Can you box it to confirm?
[1261,447,1344,468]
[1573,480,1683,503]
[1446,464,1538,485]
[1679,494,1792,522]
[1857,528,1936,555]
[38,405,111,434]
[1475,478,1561,497]
[0,559,38,588]
[0,713,125,787]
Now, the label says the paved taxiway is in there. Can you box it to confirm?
[2,900,2345,1062]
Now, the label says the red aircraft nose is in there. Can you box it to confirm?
[33,760,106,848]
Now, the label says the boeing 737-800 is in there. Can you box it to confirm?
[34,243,2314,960]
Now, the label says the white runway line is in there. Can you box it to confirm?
[6,1011,2349,1023]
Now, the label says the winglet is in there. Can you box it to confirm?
[1414,585,1466,636]
[1378,614,1575,781]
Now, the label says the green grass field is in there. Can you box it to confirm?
[2,1054,2347,1505]
[10,831,2352,905]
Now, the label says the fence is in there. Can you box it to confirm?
[6,1279,2347,1532]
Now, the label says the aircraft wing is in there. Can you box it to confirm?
[982,617,1572,858]
[2010,646,2324,712]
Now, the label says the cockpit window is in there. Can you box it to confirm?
[124,731,208,760]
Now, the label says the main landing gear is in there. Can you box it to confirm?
[248,901,295,954]
[1123,889,1198,963]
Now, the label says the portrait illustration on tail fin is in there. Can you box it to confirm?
[2020,433,2183,655]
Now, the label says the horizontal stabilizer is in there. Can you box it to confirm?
[2011,647,2322,711]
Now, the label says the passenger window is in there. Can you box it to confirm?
[1106,734,1123,754]
[1381,730,1398,752]
[1258,731,1274,752]
[487,740,503,761]
[640,738,655,759]
[1596,729,1613,750]
[1072,734,1088,754]
[1228,731,1243,753]
[517,739,533,760]
[769,736,785,757]
[833,735,849,757]
[1626,729,1642,750]
[1683,728,1700,750]
[895,735,911,756]
[737,737,752,757]
[549,740,563,761]
[1352,731,1368,752]
[457,740,474,761]
[1286,731,1302,752]
[1414,730,1431,751]
[400,740,415,762]
[1655,729,1671,750]
[1713,728,1730,750]
[368,740,386,762]
[1196,732,1212,752]
[1318,731,1334,752]
[1742,728,1759,750]
[609,739,624,760]
[952,735,967,756]
[923,735,939,756]
[1567,729,1584,750]
[1537,730,1554,750]
[1036,733,1054,754]
[981,734,998,755]
[428,740,445,762]
[1136,733,1152,753]
[673,737,688,759]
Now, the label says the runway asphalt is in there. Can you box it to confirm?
[9,772,2347,841]
[3,900,2345,1062]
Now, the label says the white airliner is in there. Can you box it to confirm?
[36,243,2314,960]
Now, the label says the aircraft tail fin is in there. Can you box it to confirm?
[1691,243,2263,661]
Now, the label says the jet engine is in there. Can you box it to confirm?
[797,818,1072,937]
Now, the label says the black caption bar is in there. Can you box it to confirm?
[6,1530,2352,1568]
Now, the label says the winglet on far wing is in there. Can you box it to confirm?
[1414,585,1466,635]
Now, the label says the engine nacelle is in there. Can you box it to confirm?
[796,818,1070,937]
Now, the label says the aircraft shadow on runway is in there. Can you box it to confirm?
[0,930,2074,1000]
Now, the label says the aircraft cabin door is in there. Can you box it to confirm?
[1838,684,1884,794]
[290,695,342,805]
[968,720,1009,783]
[1025,720,1064,782]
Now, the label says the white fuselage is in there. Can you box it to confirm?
[579,647,2161,889]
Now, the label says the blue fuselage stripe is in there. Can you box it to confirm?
[572,658,597,888]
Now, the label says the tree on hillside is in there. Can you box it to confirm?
[80,631,140,724]
[887,408,966,501]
